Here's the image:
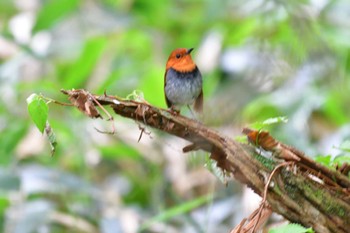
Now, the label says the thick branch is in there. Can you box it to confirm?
[62,89,350,233]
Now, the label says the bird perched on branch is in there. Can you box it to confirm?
[164,48,203,114]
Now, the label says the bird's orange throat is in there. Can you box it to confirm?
[171,56,196,72]
[172,62,196,73]
[167,55,196,73]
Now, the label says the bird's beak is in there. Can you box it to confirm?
[186,48,194,54]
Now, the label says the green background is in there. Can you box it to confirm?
[0,0,350,232]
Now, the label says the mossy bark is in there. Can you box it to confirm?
[63,89,350,233]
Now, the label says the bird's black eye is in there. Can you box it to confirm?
[176,54,181,59]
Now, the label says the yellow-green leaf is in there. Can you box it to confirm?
[26,94,48,133]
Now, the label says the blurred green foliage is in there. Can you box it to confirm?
[1,0,350,232]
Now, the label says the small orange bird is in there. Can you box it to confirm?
[164,48,203,113]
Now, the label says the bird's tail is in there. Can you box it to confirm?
[194,90,203,113]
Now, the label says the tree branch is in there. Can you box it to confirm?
[61,89,350,233]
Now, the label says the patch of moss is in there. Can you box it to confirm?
[283,182,298,199]
[300,179,347,218]
[253,152,276,171]
[326,205,346,217]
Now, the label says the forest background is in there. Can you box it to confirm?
[1,0,350,232]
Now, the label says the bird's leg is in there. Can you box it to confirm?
[187,105,197,120]
[169,106,180,115]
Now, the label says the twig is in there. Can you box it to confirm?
[251,161,294,233]
[89,93,115,134]
[230,219,246,233]
[137,124,152,142]
[41,95,73,106]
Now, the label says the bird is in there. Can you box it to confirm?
[164,48,203,114]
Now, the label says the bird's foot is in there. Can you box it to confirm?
[169,106,180,116]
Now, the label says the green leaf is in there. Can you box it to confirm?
[126,90,145,102]
[333,154,350,165]
[140,195,213,231]
[27,94,48,133]
[62,36,107,88]
[269,223,314,233]
[314,155,332,167]
[33,0,79,32]
[250,116,288,130]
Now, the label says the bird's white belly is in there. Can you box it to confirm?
[165,70,202,106]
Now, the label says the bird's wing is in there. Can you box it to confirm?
[194,88,203,113]
[164,69,172,108]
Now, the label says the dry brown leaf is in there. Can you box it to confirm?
[63,89,101,118]
[230,206,272,233]
[242,128,300,161]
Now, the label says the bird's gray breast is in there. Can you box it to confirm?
[165,67,202,106]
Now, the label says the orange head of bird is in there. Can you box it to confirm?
[166,48,196,73]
